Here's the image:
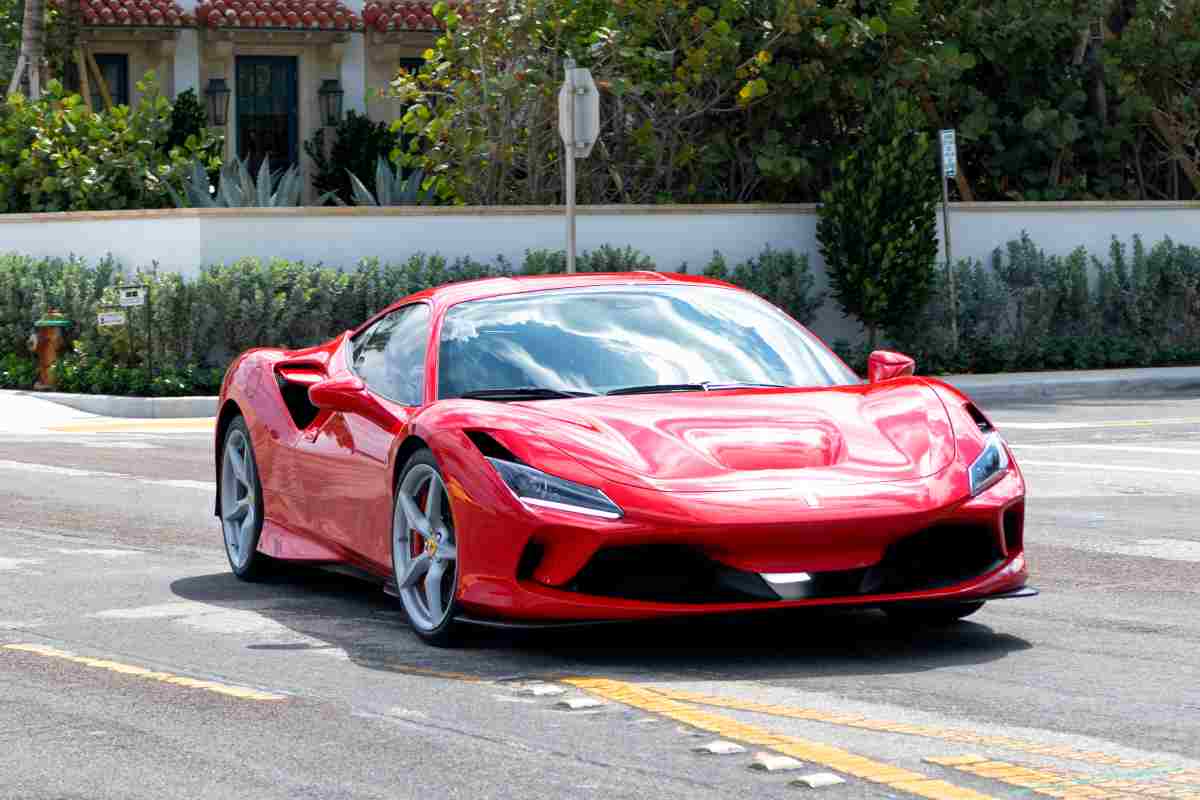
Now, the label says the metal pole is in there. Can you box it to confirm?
[940,148,958,349]
[564,59,577,274]
[145,284,153,382]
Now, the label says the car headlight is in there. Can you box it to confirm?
[486,457,623,519]
[969,433,1010,496]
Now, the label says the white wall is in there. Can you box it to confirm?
[2,202,1198,344]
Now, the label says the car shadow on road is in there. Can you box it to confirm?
[170,568,1032,684]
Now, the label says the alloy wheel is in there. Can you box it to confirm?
[393,464,458,632]
[220,427,259,570]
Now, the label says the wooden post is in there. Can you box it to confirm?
[84,48,114,110]
[75,48,93,112]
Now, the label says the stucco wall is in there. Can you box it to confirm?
[2,202,1198,344]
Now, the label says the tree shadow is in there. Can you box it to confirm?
[170,567,1032,684]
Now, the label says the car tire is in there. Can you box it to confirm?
[392,449,462,647]
[885,600,985,627]
[218,417,273,581]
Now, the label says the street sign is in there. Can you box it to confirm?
[558,67,599,158]
[940,129,957,178]
[117,286,146,307]
[97,311,127,327]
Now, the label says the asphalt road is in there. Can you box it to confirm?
[1,392,1198,800]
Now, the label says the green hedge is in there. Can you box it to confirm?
[2,234,1198,397]
[0,245,820,395]
[834,233,1200,376]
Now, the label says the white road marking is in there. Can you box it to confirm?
[998,417,1200,430]
[1099,538,1200,563]
[0,459,212,491]
[52,548,141,558]
[80,442,162,449]
[1013,444,1200,456]
[1018,459,1200,477]
[90,601,331,647]
[0,557,43,572]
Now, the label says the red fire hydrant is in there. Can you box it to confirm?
[29,310,71,390]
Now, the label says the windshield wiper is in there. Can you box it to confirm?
[605,383,708,396]
[606,381,788,396]
[459,387,597,401]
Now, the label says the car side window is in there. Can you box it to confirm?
[352,304,431,406]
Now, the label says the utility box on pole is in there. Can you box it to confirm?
[559,61,600,273]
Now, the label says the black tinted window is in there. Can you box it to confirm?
[353,304,431,405]
[437,285,856,398]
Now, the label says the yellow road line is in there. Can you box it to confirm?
[565,677,995,800]
[929,756,1200,800]
[648,688,1161,770]
[47,419,215,433]
[3,643,285,701]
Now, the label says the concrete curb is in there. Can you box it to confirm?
[10,365,1200,418]
[10,391,218,419]
[941,366,1200,405]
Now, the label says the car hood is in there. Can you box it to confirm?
[511,379,956,493]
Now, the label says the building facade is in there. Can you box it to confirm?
[68,0,446,188]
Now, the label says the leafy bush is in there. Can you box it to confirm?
[0,351,35,389]
[2,234,1198,396]
[0,74,221,213]
[840,232,1200,376]
[304,111,399,205]
[702,247,823,326]
[817,93,940,348]
[521,245,656,275]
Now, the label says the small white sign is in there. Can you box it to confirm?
[558,67,600,158]
[117,286,146,307]
[940,129,957,178]
[97,311,127,327]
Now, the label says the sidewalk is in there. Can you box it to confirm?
[943,365,1200,404]
[4,365,1199,420]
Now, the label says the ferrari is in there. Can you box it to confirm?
[215,271,1034,645]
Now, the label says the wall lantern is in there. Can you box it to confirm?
[319,78,344,127]
[205,77,231,127]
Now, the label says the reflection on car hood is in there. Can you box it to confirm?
[512,380,956,492]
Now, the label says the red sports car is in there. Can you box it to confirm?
[215,272,1033,645]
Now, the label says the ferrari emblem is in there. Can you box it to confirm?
[423,537,438,557]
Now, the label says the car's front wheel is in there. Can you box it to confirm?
[885,600,985,627]
[219,417,272,580]
[392,450,462,647]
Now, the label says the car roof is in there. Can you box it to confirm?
[372,270,740,321]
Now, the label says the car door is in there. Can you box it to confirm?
[299,303,432,570]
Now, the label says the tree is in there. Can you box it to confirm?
[816,93,940,349]
[7,0,44,98]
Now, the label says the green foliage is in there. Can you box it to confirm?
[342,159,435,206]
[171,155,325,208]
[4,234,1198,396]
[0,74,222,213]
[839,232,1200,376]
[702,247,823,326]
[304,111,400,204]
[0,351,35,389]
[390,0,780,204]
[520,245,655,274]
[817,94,940,346]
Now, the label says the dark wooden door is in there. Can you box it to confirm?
[235,56,299,173]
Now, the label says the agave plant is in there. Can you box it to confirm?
[337,158,436,206]
[170,156,336,208]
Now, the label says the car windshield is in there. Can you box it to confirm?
[436,284,858,399]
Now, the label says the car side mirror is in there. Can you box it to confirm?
[309,374,405,431]
[308,375,367,412]
[868,350,916,383]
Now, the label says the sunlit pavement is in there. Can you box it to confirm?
[1,392,1198,800]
